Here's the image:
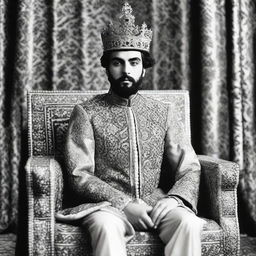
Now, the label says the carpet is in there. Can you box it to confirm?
[240,235,256,256]
[0,233,255,255]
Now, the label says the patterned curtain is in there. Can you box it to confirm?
[0,0,256,236]
[0,0,21,232]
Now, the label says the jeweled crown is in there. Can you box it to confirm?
[101,2,152,53]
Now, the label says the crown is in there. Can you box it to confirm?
[101,2,152,53]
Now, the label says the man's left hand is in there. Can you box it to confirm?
[150,198,179,228]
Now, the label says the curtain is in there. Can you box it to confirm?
[0,0,256,235]
[0,0,21,232]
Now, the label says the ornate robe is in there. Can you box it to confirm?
[57,91,201,221]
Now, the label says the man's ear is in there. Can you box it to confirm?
[142,69,146,77]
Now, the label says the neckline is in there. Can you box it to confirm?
[107,89,140,107]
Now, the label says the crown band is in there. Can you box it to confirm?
[102,36,151,52]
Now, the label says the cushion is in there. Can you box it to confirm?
[55,218,223,256]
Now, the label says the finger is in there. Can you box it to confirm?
[150,202,161,219]
[152,206,166,227]
[151,204,165,224]
[145,205,153,213]
[142,214,154,228]
[138,219,148,231]
[154,207,170,228]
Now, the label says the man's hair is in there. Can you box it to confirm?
[100,50,155,69]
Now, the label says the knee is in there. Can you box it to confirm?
[94,216,117,231]
[177,214,202,233]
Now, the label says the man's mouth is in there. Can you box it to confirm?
[120,80,132,87]
[122,77,131,82]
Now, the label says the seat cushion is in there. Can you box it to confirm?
[55,218,224,256]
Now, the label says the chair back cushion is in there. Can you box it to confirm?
[27,90,191,159]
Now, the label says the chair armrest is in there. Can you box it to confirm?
[198,155,240,256]
[26,156,63,256]
[198,155,239,219]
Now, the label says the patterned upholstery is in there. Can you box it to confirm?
[26,90,240,256]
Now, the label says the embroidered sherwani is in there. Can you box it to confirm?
[63,91,204,256]
[63,90,201,215]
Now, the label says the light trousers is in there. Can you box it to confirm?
[81,206,206,256]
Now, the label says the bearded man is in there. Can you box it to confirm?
[63,3,206,256]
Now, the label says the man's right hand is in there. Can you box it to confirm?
[123,202,154,230]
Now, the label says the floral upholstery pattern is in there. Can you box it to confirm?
[26,90,240,256]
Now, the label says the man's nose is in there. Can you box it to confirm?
[122,63,131,75]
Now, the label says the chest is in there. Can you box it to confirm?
[92,106,166,149]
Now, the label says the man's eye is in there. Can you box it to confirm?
[130,61,139,66]
[112,61,121,66]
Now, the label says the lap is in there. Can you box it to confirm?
[158,206,205,243]
[81,209,126,228]
[80,205,204,243]
[160,206,204,229]
[81,207,135,242]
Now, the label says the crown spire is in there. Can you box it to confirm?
[122,2,132,15]
[101,2,152,53]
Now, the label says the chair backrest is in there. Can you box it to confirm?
[27,90,191,159]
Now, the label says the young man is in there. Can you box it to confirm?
[63,3,206,256]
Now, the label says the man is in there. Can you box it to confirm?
[63,3,206,256]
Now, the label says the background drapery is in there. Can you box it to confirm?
[0,0,255,237]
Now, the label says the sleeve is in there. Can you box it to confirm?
[144,105,201,213]
[65,104,132,210]
[164,134,201,213]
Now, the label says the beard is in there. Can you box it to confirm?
[107,72,144,98]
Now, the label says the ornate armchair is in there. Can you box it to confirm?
[26,90,240,256]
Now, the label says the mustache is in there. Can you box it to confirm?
[117,75,136,83]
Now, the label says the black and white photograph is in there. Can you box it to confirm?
[0,0,256,255]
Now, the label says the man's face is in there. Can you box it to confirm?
[107,50,145,98]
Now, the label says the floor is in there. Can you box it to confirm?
[240,234,256,256]
[0,234,16,256]
[0,233,255,255]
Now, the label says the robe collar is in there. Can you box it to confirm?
[107,89,140,107]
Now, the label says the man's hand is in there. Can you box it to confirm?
[123,202,154,230]
[150,198,179,228]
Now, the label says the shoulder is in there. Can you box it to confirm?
[80,94,107,110]
[70,93,107,119]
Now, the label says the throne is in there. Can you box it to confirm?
[26,90,240,256]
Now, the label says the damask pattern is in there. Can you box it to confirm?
[26,90,240,255]
[152,0,191,90]
[199,155,240,255]
[14,0,34,106]
[0,0,10,233]
[65,92,197,210]
[52,0,153,91]
[230,0,244,170]
[28,90,190,156]
[0,0,255,244]
[53,0,88,90]
[4,0,57,235]
[54,216,224,256]
[32,0,53,90]
[29,91,197,212]
[26,156,63,256]
[13,0,193,92]
[238,0,256,226]
[0,0,8,232]
[0,0,20,232]
[200,0,230,159]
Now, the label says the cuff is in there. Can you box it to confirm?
[167,195,184,207]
